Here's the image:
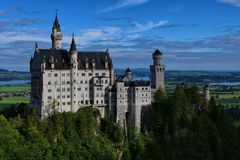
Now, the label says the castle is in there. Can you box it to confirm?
[29,14,165,129]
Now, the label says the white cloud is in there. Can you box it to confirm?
[218,0,240,6]
[128,21,168,33]
[102,0,150,12]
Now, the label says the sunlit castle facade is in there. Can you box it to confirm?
[29,14,165,130]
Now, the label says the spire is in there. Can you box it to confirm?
[53,10,61,32]
[70,34,77,52]
[35,42,38,49]
[126,67,131,73]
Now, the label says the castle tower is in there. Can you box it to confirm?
[203,84,210,106]
[51,13,62,49]
[69,35,78,112]
[150,49,165,91]
[125,67,132,82]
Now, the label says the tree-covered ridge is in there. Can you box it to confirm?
[0,70,30,81]
[0,86,240,160]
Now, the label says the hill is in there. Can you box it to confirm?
[0,69,30,81]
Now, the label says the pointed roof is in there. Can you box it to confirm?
[125,67,131,73]
[204,83,209,88]
[53,13,61,32]
[35,42,38,49]
[70,34,77,52]
[153,49,163,55]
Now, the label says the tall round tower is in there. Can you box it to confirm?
[69,35,78,112]
[150,49,165,91]
[203,84,210,105]
[51,13,63,49]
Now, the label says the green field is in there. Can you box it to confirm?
[0,84,30,93]
[0,96,30,110]
[0,84,30,110]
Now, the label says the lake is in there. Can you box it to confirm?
[0,80,30,86]
[210,82,240,86]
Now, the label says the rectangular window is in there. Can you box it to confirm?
[89,73,92,76]
[48,89,52,92]
[48,96,52,100]
[82,73,85,76]
[95,73,99,76]
[67,102,71,105]
[48,73,51,77]
[62,73,65,77]
[102,73,106,76]
[54,73,58,77]
[62,102,66,105]
[48,81,51,85]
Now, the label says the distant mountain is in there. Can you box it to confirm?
[0,69,30,81]
[1,68,239,84]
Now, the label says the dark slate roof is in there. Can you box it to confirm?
[125,67,131,73]
[77,51,111,69]
[153,49,163,55]
[115,75,126,82]
[53,15,61,32]
[31,49,112,70]
[124,80,150,87]
[204,83,209,88]
[70,36,77,52]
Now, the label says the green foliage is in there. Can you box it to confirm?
[0,85,240,159]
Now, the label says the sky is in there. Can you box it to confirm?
[0,0,240,71]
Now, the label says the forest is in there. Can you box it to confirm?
[0,85,240,160]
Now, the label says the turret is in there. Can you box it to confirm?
[104,53,109,69]
[125,67,132,82]
[69,34,78,112]
[51,12,62,49]
[85,57,89,69]
[69,34,78,65]
[150,49,165,91]
[92,58,95,69]
[50,56,54,69]
[153,49,163,65]
[203,83,210,106]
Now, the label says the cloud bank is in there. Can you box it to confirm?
[218,0,240,6]
[102,0,150,12]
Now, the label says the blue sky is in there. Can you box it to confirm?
[1,0,240,71]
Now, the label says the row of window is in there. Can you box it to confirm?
[47,99,107,105]
[48,72,107,77]
[156,67,165,72]
[119,93,149,98]
[48,87,90,93]
[118,99,149,104]
[47,79,109,85]
[119,87,149,91]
